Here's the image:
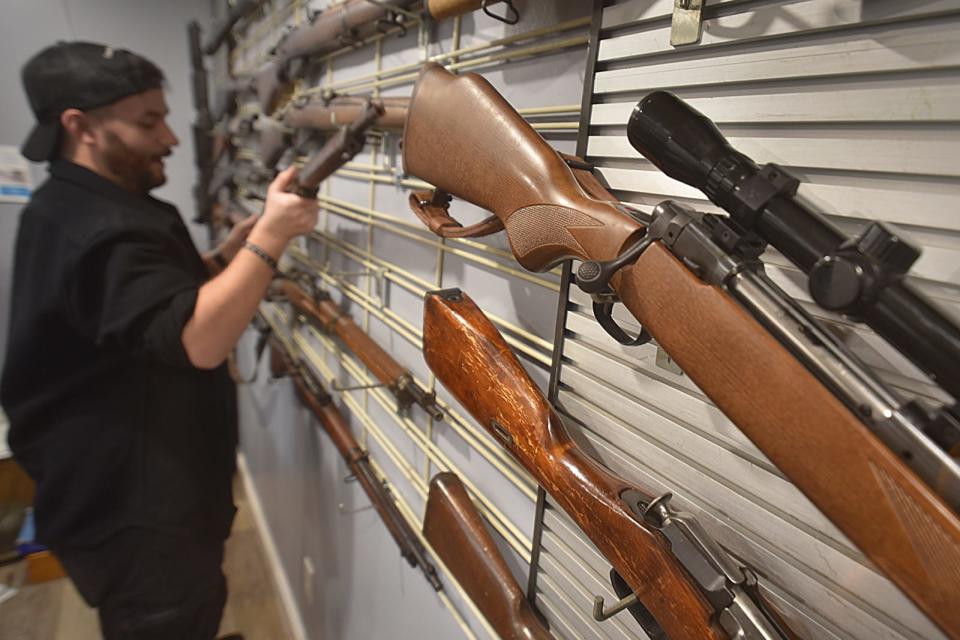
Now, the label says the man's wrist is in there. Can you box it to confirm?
[211,250,229,269]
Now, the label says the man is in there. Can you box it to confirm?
[0,42,317,638]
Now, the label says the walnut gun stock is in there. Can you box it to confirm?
[268,334,442,592]
[424,472,552,640]
[404,63,960,638]
[274,275,443,421]
[423,290,799,640]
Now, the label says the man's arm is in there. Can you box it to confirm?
[181,167,317,369]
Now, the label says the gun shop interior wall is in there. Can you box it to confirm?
[547,1,958,640]
[209,1,959,639]
[221,2,593,639]
[0,0,217,377]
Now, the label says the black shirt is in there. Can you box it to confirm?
[1,160,237,549]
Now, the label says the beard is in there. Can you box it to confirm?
[100,130,167,194]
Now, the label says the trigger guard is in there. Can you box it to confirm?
[593,299,652,346]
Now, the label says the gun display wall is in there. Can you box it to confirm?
[191,1,960,639]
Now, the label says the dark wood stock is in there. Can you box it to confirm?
[403,63,645,271]
[424,472,553,640]
[422,291,727,640]
[278,279,406,385]
[615,246,960,638]
[284,95,409,132]
[292,101,384,196]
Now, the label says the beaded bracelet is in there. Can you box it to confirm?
[243,241,278,271]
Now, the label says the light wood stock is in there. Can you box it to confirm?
[615,245,960,638]
[403,63,645,271]
[427,0,482,20]
[423,290,727,640]
[424,472,553,640]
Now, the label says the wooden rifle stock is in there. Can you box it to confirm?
[427,0,517,23]
[423,290,726,640]
[275,277,443,421]
[268,335,443,591]
[424,472,552,640]
[404,63,960,637]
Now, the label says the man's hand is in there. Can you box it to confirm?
[217,212,259,262]
[252,166,320,245]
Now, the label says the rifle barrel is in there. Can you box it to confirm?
[269,336,443,591]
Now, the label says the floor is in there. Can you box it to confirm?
[0,474,291,640]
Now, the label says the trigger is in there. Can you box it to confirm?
[592,291,652,347]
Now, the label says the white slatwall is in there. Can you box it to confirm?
[530,1,959,639]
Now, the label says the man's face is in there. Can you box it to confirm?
[87,88,178,193]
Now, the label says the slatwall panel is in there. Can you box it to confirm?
[223,2,597,639]
[527,1,959,639]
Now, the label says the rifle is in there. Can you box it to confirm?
[202,0,268,56]
[255,0,417,113]
[214,100,383,207]
[270,273,443,421]
[210,74,255,125]
[402,63,960,638]
[284,98,385,197]
[424,472,552,640]
[258,94,408,171]
[188,20,214,223]
[627,91,960,449]
[285,93,409,132]
[423,289,797,640]
[427,0,518,24]
[268,331,443,592]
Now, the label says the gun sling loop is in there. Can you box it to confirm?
[482,0,519,24]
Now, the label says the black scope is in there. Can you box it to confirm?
[627,91,960,402]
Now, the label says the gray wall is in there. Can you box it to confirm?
[0,0,214,378]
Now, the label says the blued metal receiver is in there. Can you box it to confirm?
[627,91,960,406]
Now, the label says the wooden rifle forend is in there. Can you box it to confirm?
[284,95,410,132]
[403,63,645,270]
[616,245,960,638]
[405,62,960,638]
[274,277,443,420]
[267,335,443,591]
[424,472,553,640]
[422,290,728,640]
[290,100,384,198]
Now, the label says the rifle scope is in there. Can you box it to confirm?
[627,91,960,402]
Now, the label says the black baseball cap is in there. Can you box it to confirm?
[20,41,165,162]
